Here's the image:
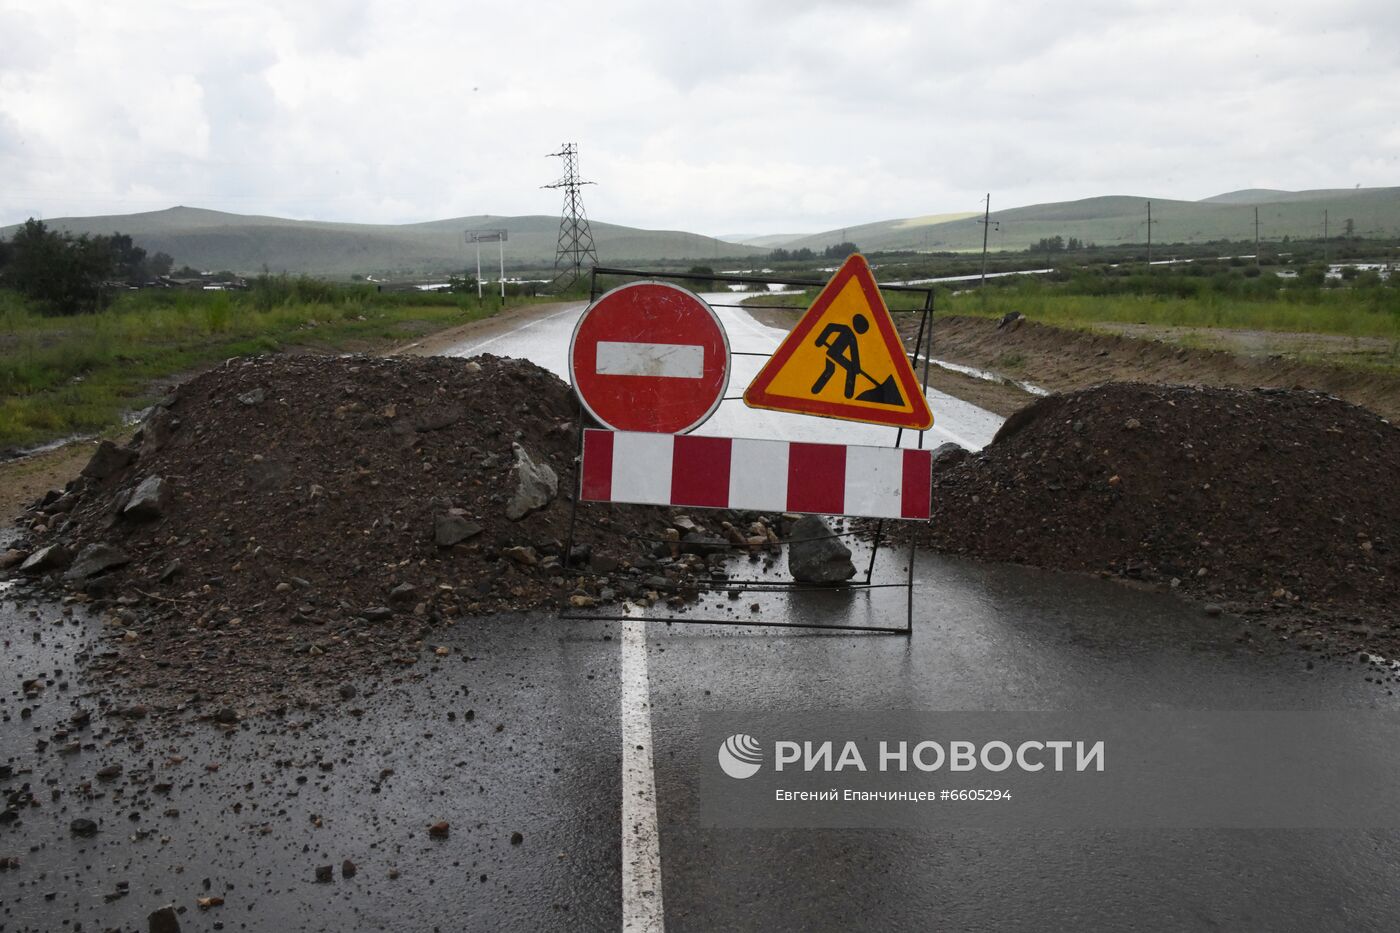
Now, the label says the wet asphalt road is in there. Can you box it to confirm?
[0,588,630,931]
[3,296,1399,931]
[647,552,1400,931]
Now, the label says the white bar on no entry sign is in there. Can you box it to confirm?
[595,341,705,378]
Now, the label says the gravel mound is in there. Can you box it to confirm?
[922,382,1400,642]
[3,354,767,713]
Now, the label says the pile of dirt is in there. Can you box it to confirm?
[919,382,1400,649]
[0,355,770,714]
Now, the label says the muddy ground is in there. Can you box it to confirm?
[906,381,1400,660]
[0,355,783,718]
[919,314,1400,422]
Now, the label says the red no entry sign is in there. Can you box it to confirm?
[568,282,731,434]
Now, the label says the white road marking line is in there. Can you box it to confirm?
[449,305,581,356]
[596,341,705,378]
[621,612,665,932]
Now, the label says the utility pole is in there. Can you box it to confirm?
[1145,201,1159,270]
[543,143,599,291]
[1323,209,1330,265]
[1254,207,1261,267]
[977,193,999,301]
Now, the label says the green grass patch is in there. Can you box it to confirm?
[946,290,1400,341]
[0,283,543,451]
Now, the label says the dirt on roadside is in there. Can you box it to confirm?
[918,314,1400,422]
[0,443,99,531]
[909,382,1400,660]
[1,354,773,716]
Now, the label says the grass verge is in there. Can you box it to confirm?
[0,284,549,453]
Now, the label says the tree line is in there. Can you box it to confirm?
[768,241,860,262]
[0,219,175,314]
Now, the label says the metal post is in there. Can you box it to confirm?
[499,237,506,300]
[1147,201,1153,269]
[977,193,997,309]
[475,241,482,299]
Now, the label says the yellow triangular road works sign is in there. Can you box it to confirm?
[744,254,934,430]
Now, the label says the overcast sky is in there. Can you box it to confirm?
[1,0,1396,235]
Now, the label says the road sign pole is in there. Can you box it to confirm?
[475,242,482,300]
[499,238,506,300]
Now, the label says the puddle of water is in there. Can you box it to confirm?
[919,354,1050,397]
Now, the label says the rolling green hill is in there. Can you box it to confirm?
[777,187,1400,254]
[5,187,1397,277]
[0,207,764,279]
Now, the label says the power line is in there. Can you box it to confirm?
[542,143,598,290]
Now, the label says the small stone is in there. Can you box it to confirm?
[314,864,334,883]
[20,544,72,574]
[569,595,599,609]
[434,512,483,547]
[428,821,450,838]
[338,684,357,701]
[237,387,266,406]
[505,443,558,521]
[63,543,131,581]
[930,442,969,469]
[0,549,27,570]
[388,582,418,603]
[1204,604,1223,617]
[213,707,238,724]
[1124,418,1141,430]
[510,831,523,845]
[70,818,98,837]
[342,859,357,878]
[123,475,171,521]
[503,546,538,566]
[147,904,181,933]
[96,764,123,780]
[196,896,224,909]
[81,440,137,480]
[140,407,177,457]
[786,515,855,584]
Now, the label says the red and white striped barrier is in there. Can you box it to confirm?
[579,429,932,521]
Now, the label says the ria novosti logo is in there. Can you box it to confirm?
[718,734,763,779]
[716,734,1106,779]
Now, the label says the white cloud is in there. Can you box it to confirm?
[0,0,1396,233]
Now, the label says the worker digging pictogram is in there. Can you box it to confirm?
[744,254,933,430]
[810,313,904,406]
